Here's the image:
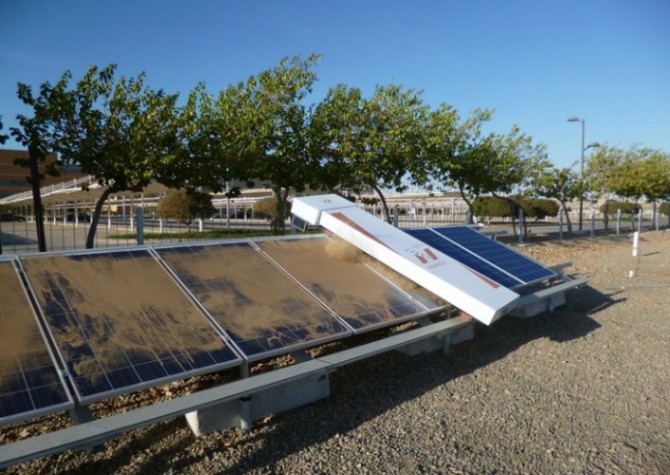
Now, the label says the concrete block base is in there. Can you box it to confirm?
[185,371,330,436]
[510,292,566,318]
[398,322,474,356]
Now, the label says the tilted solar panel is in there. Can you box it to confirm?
[431,227,556,285]
[406,226,556,288]
[405,229,524,289]
[0,260,72,424]
[20,250,240,403]
[155,242,351,360]
[257,237,439,331]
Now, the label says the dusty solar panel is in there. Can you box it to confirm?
[155,242,351,360]
[0,260,72,424]
[257,236,435,331]
[363,258,449,311]
[20,250,240,403]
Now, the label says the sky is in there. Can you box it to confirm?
[1,0,668,171]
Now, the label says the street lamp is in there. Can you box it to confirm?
[567,116,600,231]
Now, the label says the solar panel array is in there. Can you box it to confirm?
[257,238,435,330]
[20,249,241,404]
[155,242,350,360]
[1,235,446,424]
[406,226,556,289]
[2,229,554,425]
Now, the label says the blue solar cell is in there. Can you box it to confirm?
[21,250,240,403]
[405,229,524,288]
[431,226,556,285]
[408,227,556,287]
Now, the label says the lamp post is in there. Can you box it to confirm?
[567,116,600,231]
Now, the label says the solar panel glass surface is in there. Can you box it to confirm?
[156,242,350,359]
[257,237,434,331]
[431,226,556,285]
[0,261,72,424]
[405,229,524,288]
[20,250,239,403]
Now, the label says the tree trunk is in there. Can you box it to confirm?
[458,186,474,225]
[271,186,289,235]
[372,184,391,224]
[86,188,113,249]
[28,143,47,252]
[560,200,574,235]
[493,193,522,238]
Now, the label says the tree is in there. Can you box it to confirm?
[588,145,670,227]
[164,81,250,197]
[429,108,491,223]
[239,55,323,234]
[47,65,181,248]
[10,79,69,251]
[483,129,550,237]
[309,84,364,193]
[252,197,285,220]
[313,83,431,221]
[433,108,550,233]
[0,115,8,144]
[532,166,581,234]
[156,189,214,231]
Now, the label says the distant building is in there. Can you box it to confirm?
[0,149,83,198]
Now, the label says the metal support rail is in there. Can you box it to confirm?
[0,316,470,469]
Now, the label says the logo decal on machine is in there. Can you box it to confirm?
[410,247,439,264]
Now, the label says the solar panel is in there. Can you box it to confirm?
[20,250,240,403]
[155,242,351,360]
[0,260,72,424]
[256,237,435,331]
[405,229,524,288]
[407,226,556,288]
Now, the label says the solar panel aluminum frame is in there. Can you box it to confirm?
[18,248,243,405]
[0,257,74,425]
[426,227,557,288]
[252,235,449,335]
[151,239,354,363]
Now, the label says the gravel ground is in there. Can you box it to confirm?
[3,230,669,474]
